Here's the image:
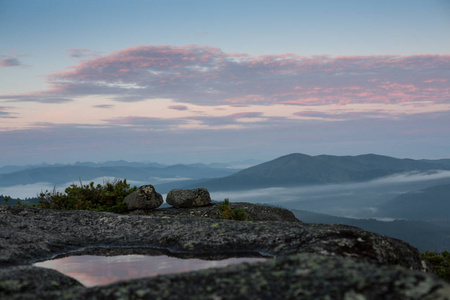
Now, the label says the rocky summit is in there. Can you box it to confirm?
[1,204,449,299]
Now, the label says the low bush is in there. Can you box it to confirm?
[421,250,450,282]
[217,198,251,221]
[36,179,136,213]
[1,195,11,205]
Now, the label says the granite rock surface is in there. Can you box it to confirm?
[1,205,449,299]
[128,202,300,222]
[123,185,163,210]
[166,188,211,208]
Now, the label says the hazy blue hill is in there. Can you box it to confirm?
[160,164,214,177]
[0,194,39,206]
[0,161,163,174]
[421,159,450,167]
[149,164,238,182]
[198,153,450,191]
[155,179,207,194]
[292,209,450,252]
[0,165,159,186]
[0,165,31,175]
[0,166,108,186]
[0,163,65,175]
[316,154,440,173]
[73,160,166,168]
[377,183,450,220]
[0,164,237,187]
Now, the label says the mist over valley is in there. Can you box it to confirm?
[211,170,450,219]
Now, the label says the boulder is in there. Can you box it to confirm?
[166,188,211,208]
[123,185,163,210]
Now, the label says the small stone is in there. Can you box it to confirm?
[166,188,211,208]
[124,185,163,210]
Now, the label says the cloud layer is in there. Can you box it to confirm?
[3,45,449,107]
[1,45,449,165]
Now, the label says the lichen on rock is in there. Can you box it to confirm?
[166,188,211,208]
[123,185,163,210]
[0,204,449,299]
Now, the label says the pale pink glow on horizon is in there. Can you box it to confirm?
[424,79,447,83]
[1,95,449,132]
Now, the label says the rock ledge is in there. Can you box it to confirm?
[1,205,449,299]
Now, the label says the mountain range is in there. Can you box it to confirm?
[2,153,449,192]
[0,164,237,188]
[195,153,450,191]
[1,152,450,251]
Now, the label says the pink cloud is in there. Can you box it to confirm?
[104,116,187,127]
[0,53,29,68]
[168,105,188,111]
[229,104,250,107]
[0,53,26,68]
[0,106,17,119]
[0,87,72,103]
[294,110,388,120]
[228,112,262,119]
[1,45,449,109]
[424,79,447,83]
[93,104,114,109]
[0,57,21,67]
[223,95,266,104]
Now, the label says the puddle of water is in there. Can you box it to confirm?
[33,255,266,287]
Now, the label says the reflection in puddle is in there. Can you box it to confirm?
[34,255,266,287]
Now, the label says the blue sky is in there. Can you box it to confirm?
[0,0,449,166]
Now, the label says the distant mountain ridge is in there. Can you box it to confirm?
[291,209,450,252]
[2,153,449,191]
[0,164,237,187]
[377,183,450,220]
[0,161,166,175]
[196,153,450,191]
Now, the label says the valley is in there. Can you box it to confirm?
[1,153,449,252]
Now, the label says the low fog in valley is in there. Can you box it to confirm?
[212,170,450,219]
[3,169,450,221]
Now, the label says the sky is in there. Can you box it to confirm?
[1,0,449,166]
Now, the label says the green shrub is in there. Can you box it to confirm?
[217,198,251,221]
[36,179,137,213]
[421,250,450,282]
[3,196,10,205]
